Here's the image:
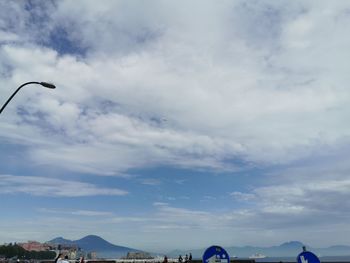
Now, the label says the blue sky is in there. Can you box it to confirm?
[1,0,350,253]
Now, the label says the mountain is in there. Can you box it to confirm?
[266,241,307,257]
[167,241,350,258]
[48,236,350,259]
[48,235,141,258]
[49,237,74,245]
[75,235,134,252]
[279,241,304,249]
[315,245,350,257]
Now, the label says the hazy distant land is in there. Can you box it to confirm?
[47,236,350,259]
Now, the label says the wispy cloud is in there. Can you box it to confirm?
[140,178,161,186]
[230,191,256,202]
[71,210,114,216]
[0,175,128,197]
[38,208,114,217]
[153,202,168,207]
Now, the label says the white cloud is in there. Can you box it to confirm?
[140,178,162,186]
[0,30,19,42]
[37,208,114,217]
[153,202,168,207]
[71,210,113,216]
[230,191,256,201]
[3,2,349,173]
[0,175,128,197]
[0,1,349,175]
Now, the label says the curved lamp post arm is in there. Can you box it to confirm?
[0,81,56,114]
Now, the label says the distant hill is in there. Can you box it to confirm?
[167,241,350,258]
[316,245,350,257]
[48,235,140,258]
[49,237,74,245]
[264,241,306,256]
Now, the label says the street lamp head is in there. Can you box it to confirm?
[0,81,56,114]
[40,82,56,89]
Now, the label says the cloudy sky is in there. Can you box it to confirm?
[1,0,350,253]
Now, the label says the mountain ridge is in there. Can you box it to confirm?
[48,235,140,258]
[47,236,350,259]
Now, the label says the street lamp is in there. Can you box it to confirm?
[0,81,56,114]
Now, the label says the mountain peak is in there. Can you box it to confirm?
[48,235,139,258]
[80,235,105,241]
[49,237,73,244]
[279,241,305,248]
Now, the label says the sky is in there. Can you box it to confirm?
[1,0,350,253]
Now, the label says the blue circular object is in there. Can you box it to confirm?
[297,251,321,263]
[202,246,230,263]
